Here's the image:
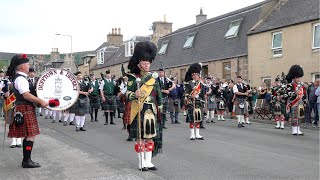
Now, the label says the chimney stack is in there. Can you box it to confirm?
[151,18,173,44]
[196,8,207,24]
[107,27,123,46]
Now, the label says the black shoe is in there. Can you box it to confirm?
[241,124,245,127]
[238,124,241,128]
[190,137,196,140]
[148,166,157,170]
[10,145,16,148]
[50,116,53,119]
[163,126,167,129]
[76,127,80,131]
[298,133,304,136]
[211,120,215,123]
[126,137,133,141]
[63,121,67,126]
[118,116,121,118]
[275,127,280,129]
[95,119,99,122]
[175,121,181,124]
[104,122,109,125]
[59,120,63,123]
[110,122,116,125]
[22,160,41,168]
[196,137,204,140]
[69,122,75,125]
[200,126,205,129]
[80,127,86,131]
[39,114,43,116]
[16,144,22,148]
[139,167,149,171]
[292,133,298,136]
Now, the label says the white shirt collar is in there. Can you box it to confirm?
[17,71,28,77]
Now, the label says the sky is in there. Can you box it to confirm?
[0,0,265,54]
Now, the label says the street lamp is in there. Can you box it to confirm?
[55,33,73,69]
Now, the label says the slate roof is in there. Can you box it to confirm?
[249,0,320,35]
[151,1,270,70]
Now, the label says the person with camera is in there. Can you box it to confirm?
[168,77,180,124]
[100,70,117,125]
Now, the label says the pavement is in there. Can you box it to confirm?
[0,113,319,180]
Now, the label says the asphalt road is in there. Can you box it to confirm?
[0,113,319,180]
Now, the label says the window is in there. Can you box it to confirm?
[158,40,169,55]
[84,58,89,66]
[225,19,242,39]
[272,32,282,57]
[261,77,271,89]
[312,72,320,81]
[125,41,136,57]
[223,62,231,80]
[313,23,320,49]
[183,33,196,49]
[97,47,106,65]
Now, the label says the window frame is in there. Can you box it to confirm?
[158,40,169,55]
[222,62,231,80]
[271,31,283,57]
[97,47,106,65]
[225,19,242,39]
[312,23,320,49]
[311,72,320,82]
[125,41,136,57]
[183,32,196,49]
[261,77,271,88]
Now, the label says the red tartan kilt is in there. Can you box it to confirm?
[122,101,132,125]
[8,104,40,138]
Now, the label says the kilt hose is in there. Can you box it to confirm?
[101,95,116,111]
[8,104,39,138]
[234,97,248,115]
[74,97,91,116]
[123,101,132,125]
[207,95,217,110]
[89,95,101,109]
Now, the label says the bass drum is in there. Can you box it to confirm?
[36,68,79,111]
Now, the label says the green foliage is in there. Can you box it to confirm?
[0,59,9,70]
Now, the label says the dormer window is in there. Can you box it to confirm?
[97,47,106,64]
[125,41,136,57]
[158,40,169,55]
[183,33,196,49]
[225,19,242,39]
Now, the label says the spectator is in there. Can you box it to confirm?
[313,79,320,127]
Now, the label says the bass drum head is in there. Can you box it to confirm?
[36,68,79,111]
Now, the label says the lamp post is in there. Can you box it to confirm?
[55,33,73,69]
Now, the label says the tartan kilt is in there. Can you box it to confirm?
[168,98,179,112]
[272,101,286,116]
[129,103,162,157]
[207,95,217,110]
[289,104,303,126]
[101,95,116,111]
[123,101,131,125]
[162,96,169,114]
[216,97,226,111]
[234,97,248,115]
[67,103,76,114]
[186,106,203,123]
[89,96,101,109]
[74,97,91,115]
[8,104,39,138]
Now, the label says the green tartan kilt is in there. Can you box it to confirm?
[74,97,91,115]
[129,104,163,157]
[101,96,116,111]
[89,96,101,109]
